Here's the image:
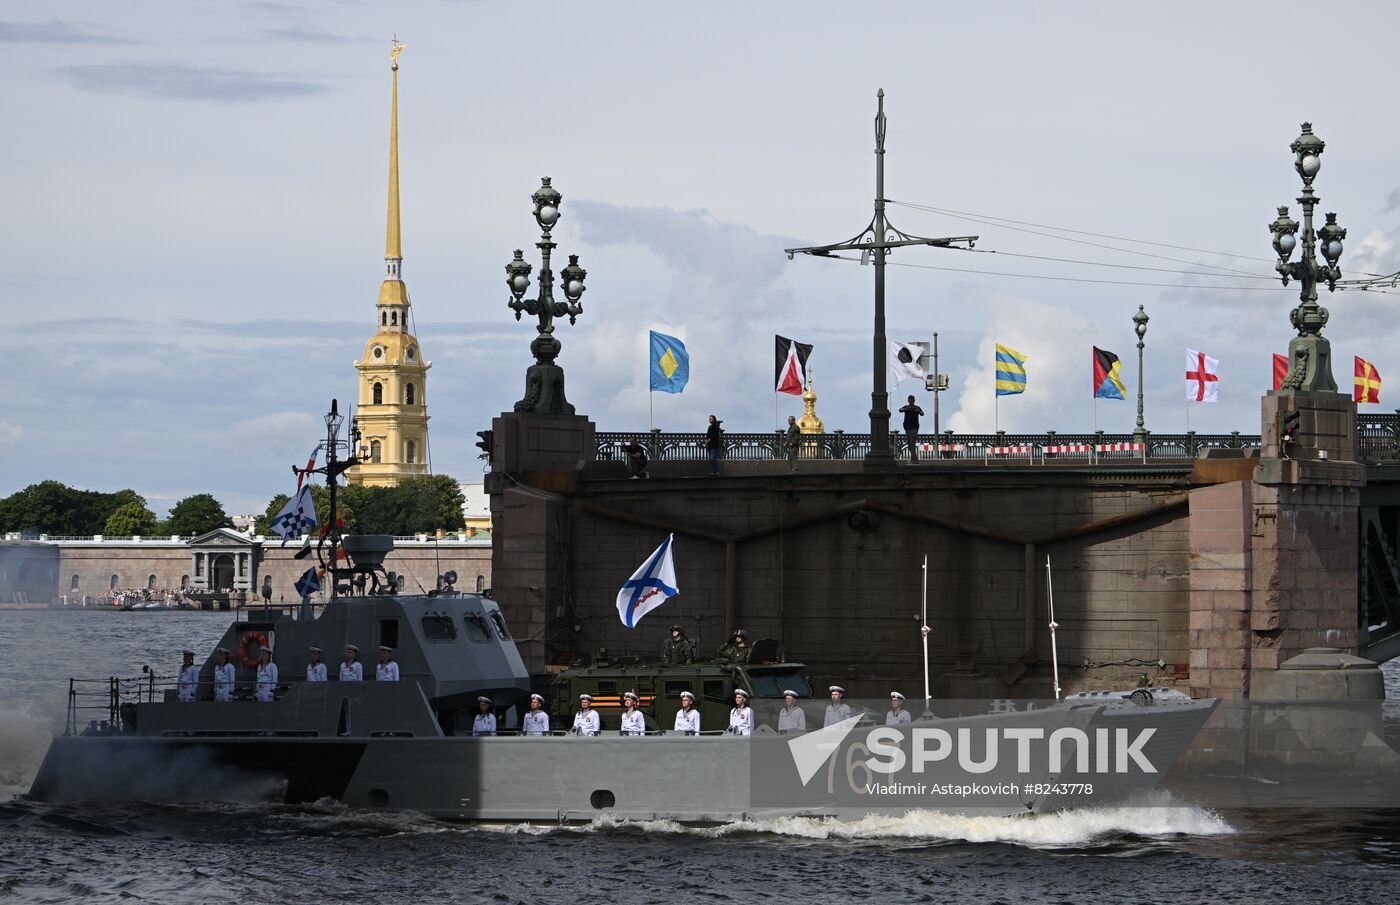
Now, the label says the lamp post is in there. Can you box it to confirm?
[1269,123,1346,393]
[505,177,588,414]
[785,91,976,466]
[301,399,365,599]
[1132,305,1149,441]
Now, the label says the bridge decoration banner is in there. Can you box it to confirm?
[995,344,1027,396]
[616,533,679,628]
[1273,353,1289,391]
[1092,347,1126,400]
[1186,349,1219,403]
[1355,356,1382,404]
[649,331,690,394]
[775,335,814,395]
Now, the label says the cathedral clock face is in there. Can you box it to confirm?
[372,345,384,359]
[406,346,416,361]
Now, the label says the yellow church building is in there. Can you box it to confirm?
[351,42,430,487]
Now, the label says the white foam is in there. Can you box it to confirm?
[0,707,57,800]
[490,796,1235,846]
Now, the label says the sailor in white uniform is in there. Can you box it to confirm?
[254,648,278,703]
[213,648,235,702]
[472,696,497,736]
[306,645,327,682]
[572,694,600,736]
[620,691,646,735]
[728,688,754,735]
[886,692,912,725]
[340,645,363,682]
[824,686,851,727]
[522,693,550,735]
[376,646,400,682]
[674,691,701,735]
[777,690,806,733]
[176,650,198,702]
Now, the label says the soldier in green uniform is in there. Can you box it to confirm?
[717,629,750,665]
[662,624,694,665]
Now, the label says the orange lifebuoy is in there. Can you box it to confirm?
[240,631,269,668]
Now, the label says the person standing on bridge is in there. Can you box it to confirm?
[705,415,723,477]
[176,650,198,702]
[624,436,649,479]
[783,415,801,472]
[898,395,924,463]
[213,648,235,702]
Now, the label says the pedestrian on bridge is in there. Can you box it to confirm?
[898,395,924,463]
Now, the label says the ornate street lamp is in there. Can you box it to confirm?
[1132,305,1149,441]
[1270,123,1346,393]
[505,177,588,414]
[302,399,367,599]
[785,91,977,466]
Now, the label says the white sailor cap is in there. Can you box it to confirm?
[181,649,194,656]
[579,693,593,702]
[345,644,359,653]
[890,691,905,701]
[829,685,846,694]
[623,690,639,701]
[782,689,798,698]
[216,647,230,655]
[679,690,695,701]
[379,645,394,653]
[308,645,322,653]
[733,688,750,699]
[477,696,493,705]
[530,693,545,704]
[260,647,273,656]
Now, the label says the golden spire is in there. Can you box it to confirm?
[385,37,404,266]
[797,371,825,434]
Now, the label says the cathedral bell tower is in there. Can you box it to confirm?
[350,40,431,487]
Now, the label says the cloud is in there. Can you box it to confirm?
[0,421,23,451]
[56,63,326,103]
[0,20,128,43]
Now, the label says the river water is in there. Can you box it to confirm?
[2,609,1398,904]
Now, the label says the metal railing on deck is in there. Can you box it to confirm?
[65,673,159,736]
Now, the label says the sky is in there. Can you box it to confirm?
[4,2,1400,517]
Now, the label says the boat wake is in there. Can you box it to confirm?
[0,707,55,800]
[493,794,1235,847]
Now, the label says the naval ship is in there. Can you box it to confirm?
[28,406,1218,823]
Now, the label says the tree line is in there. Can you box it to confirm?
[1,475,468,539]
[261,475,466,537]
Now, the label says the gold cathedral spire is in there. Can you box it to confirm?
[385,38,404,264]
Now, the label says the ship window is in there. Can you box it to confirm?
[406,383,415,405]
[746,668,812,699]
[379,619,399,651]
[70,574,79,591]
[589,790,615,810]
[421,614,457,642]
[462,612,491,642]
[703,681,723,700]
[373,383,383,405]
[487,609,510,639]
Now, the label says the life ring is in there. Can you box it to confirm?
[240,631,269,668]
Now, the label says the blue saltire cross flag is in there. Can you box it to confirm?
[270,484,318,546]
[615,533,679,628]
[294,566,321,599]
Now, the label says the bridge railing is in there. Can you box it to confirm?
[598,418,1399,464]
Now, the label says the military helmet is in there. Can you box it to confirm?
[732,629,748,639]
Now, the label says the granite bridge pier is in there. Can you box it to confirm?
[485,403,1400,701]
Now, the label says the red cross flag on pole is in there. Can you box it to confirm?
[1186,349,1219,403]
[1355,356,1382,404]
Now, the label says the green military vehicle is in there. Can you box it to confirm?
[549,638,813,733]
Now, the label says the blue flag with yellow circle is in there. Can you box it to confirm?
[649,330,689,394]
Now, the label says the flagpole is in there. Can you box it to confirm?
[649,389,654,433]
[921,554,931,713]
[1046,555,1061,701]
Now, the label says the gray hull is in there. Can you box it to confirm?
[29,700,1216,823]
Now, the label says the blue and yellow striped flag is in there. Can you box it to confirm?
[995,344,1027,396]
